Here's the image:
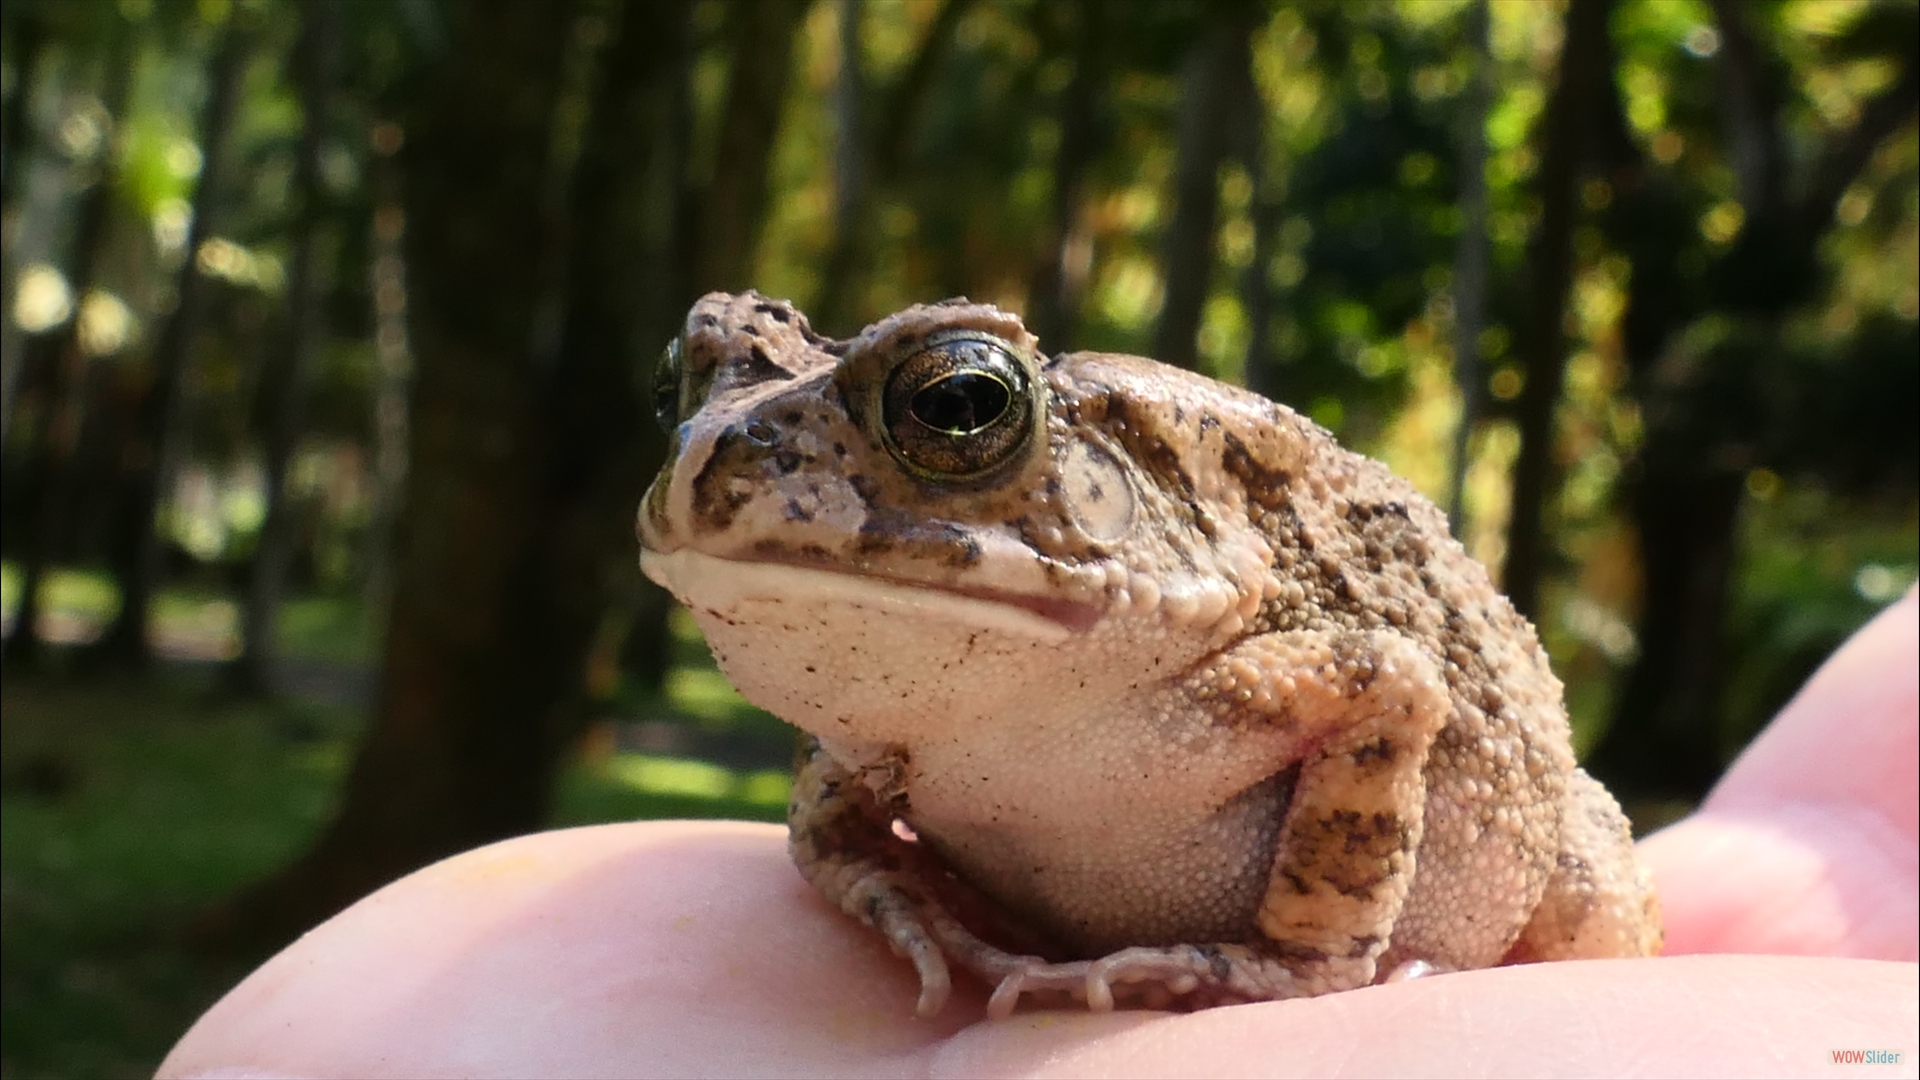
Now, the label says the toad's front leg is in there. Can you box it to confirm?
[789,736,1073,1017]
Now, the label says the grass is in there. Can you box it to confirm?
[0,678,356,1078]
[1,672,790,1079]
[1,562,379,665]
[277,594,378,665]
[556,750,789,825]
[0,564,791,1078]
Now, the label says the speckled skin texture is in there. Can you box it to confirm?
[638,291,1661,1018]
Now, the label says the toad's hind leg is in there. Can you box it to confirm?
[1504,768,1663,963]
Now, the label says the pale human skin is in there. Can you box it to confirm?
[161,589,1918,1079]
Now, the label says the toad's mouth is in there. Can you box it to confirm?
[639,548,1102,642]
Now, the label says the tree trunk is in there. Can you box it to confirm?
[1590,462,1742,795]
[1238,144,1284,399]
[5,16,135,667]
[611,0,699,699]
[812,0,973,337]
[809,0,866,334]
[1443,0,1490,539]
[0,12,46,210]
[0,10,50,445]
[1151,6,1254,371]
[1231,4,1278,399]
[198,0,577,950]
[873,0,974,177]
[360,128,411,635]
[98,20,251,668]
[231,1,338,696]
[1027,0,1105,354]
[693,0,808,293]
[1499,0,1611,619]
[560,0,689,704]
[199,0,705,952]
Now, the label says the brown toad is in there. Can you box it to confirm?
[638,291,1661,1018]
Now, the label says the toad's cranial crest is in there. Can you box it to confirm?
[638,290,1661,1018]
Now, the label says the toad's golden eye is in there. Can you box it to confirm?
[651,338,683,434]
[881,336,1032,479]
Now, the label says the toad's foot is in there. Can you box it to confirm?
[819,859,1215,1020]
[839,869,972,1017]
[832,869,1209,1019]
[840,867,1065,1018]
[961,943,1326,1019]
[792,738,1062,1018]
[984,951,1205,1019]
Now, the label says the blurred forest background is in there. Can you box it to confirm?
[1,0,1914,1074]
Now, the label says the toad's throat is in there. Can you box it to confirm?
[639,548,1103,641]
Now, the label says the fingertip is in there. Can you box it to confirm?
[1708,587,1918,819]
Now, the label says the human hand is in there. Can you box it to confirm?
[159,590,1917,1078]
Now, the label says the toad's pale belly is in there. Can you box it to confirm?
[642,547,1302,952]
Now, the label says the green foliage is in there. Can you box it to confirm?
[0,679,353,1079]
[1723,485,1918,752]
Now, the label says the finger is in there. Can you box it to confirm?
[159,822,975,1079]
[1641,589,1918,960]
[935,955,1916,1079]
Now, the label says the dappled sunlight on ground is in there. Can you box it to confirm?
[1,563,240,661]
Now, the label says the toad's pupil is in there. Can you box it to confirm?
[910,371,1010,434]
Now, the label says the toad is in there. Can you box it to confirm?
[638,291,1660,1018]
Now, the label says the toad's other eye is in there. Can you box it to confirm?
[651,338,683,434]
[882,336,1033,479]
